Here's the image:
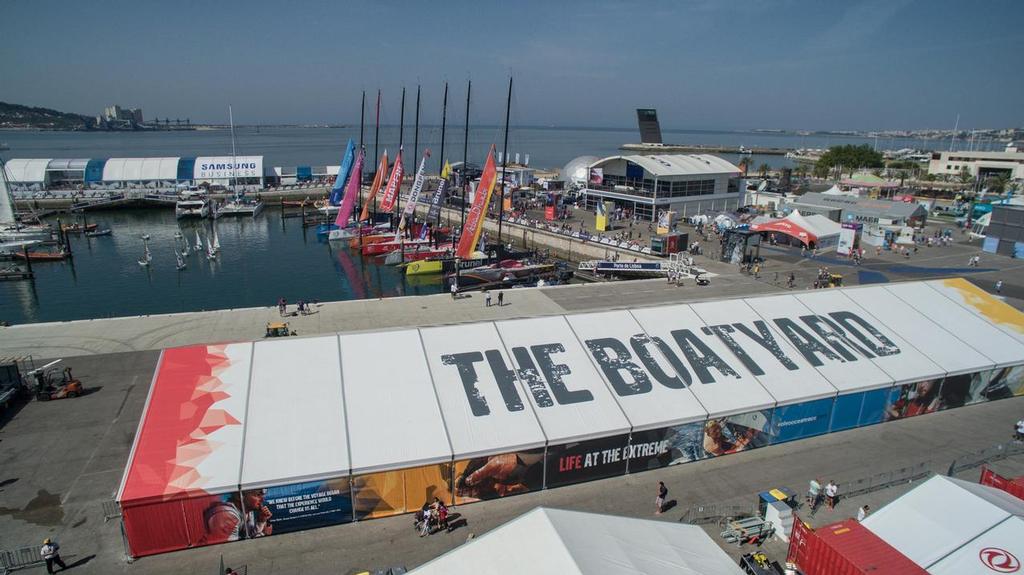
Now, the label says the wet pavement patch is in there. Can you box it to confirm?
[0,489,65,526]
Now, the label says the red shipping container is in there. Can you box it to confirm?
[788,518,926,575]
[979,466,1024,500]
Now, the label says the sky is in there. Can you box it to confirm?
[1,0,1022,131]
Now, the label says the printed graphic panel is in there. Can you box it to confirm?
[625,421,709,473]
[352,463,454,519]
[770,397,835,443]
[247,479,353,536]
[453,447,546,505]
[937,369,1009,410]
[701,408,775,458]
[544,433,631,489]
[884,379,943,421]
[857,387,890,427]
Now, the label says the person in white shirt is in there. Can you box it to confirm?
[824,480,839,511]
[40,538,66,574]
[857,505,870,522]
[1015,418,1024,442]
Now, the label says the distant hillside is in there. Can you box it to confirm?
[0,101,93,130]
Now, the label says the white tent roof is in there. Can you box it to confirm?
[410,507,744,575]
[929,516,1024,575]
[630,305,777,417]
[3,158,50,183]
[102,157,180,181]
[494,316,631,443]
[421,323,547,460]
[341,330,452,475]
[884,282,1024,368]
[822,184,858,197]
[793,290,945,385]
[841,285,996,376]
[926,278,1024,347]
[565,311,709,431]
[743,294,894,393]
[689,299,839,405]
[240,336,349,489]
[788,209,842,239]
[863,475,1024,572]
[591,154,741,178]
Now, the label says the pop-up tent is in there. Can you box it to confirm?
[863,475,1024,574]
[410,507,745,575]
[750,210,842,249]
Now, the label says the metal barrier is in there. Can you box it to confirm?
[0,545,43,573]
[102,500,121,522]
[948,440,1024,476]
[843,460,934,498]
[679,503,758,525]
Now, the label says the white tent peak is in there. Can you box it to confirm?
[411,506,744,575]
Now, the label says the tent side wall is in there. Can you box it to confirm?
[769,397,836,443]
[122,490,245,557]
[453,447,547,505]
[352,463,454,519]
[829,388,890,432]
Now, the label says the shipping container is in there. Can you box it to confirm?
[980,467,1024,501]
[787,518,926,575]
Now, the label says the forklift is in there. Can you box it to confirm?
[27,359,84,401]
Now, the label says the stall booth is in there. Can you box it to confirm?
[750,210,841,251]
[117,279,1024,558]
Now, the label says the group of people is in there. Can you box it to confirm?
[811,267,835,289]
[416,497,450,537]
[277,297,315,316]
[483,290,505,307]
[806,478,840,513]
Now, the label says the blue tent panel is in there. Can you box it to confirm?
[297,166,313,182]
[770,398,835,443]
[177,158,196,182]
[84,159,107,183]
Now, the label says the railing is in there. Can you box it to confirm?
[843,460,933,498]
[947,440,1024,476]
[102,500,121,522]
[679,503,758,525]
[0,545,43,573]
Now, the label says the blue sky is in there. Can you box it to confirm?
[1,0,1021,131]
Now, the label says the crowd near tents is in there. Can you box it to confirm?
[117,278,1024,557]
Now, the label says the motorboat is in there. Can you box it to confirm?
[0,223,52,242]
[85,228,112,237]
[175,191,210,219]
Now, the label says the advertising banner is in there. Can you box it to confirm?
[352,463,454,519]
[544,433,631,489]
[545,205,556,221]
[936,370,1006,410]
[249,479,353,536]
[837,223,859,256]
[453,448,546,505]
[425,162,450,223]
[829,388,890,432]
[589,167,603,185]
[456,146,497,258]
[378,149,405,212]
[769,398,835,443]
[884,379,943,421]
[702,409,774,457]
[625,422,709,473]
[193,156,263,181]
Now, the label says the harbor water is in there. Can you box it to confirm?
[1,209,443,325]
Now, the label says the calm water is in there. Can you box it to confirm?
[0,125,979,174]
[0,209,442,325]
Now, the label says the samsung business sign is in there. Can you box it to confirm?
[193,156,263,181]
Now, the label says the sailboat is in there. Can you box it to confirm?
[212,226,221,254]
[206,235,216,260]
[213,106,265,218]
[181,235,191,257]
[138,240,151,267]
[0,158,52,242]
[194,230,203,252]
[175,250,187,270]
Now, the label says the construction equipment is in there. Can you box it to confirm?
[28,359,84,401]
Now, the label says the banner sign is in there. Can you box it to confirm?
[329,139,356,206]
[426,162,450,223]
[589,168,603,185]
[379,149,405,212]
[399,152,430,230]
[193,156,263,181]
[359,151,389,222]
[456,146,497,258]
[242,479,352,537]
[595,262,664,272]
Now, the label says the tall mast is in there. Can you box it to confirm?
[460,80,471,235]
[358,90,365,214]
[498,76,512,247]
[229,105,238,197]
[373,89,381,222]
[412,84,420,233]
[396,87,406,221]
[437,81,448,229]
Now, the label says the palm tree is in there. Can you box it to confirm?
[758,163,771,178]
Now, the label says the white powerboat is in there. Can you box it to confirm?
[175,191,210,219]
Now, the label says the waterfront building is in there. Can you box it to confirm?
[927,144,1024,181]
[787,192,927,227]
[4,156,268,191]
[579,154,742,221]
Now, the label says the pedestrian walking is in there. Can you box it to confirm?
[450,282,458,300]
[497,291,504,306]
[825,480,839,511]
[996,280,1003,294]
[485,290,492,307]
[40,538,67,574]
[857,504,870,522]
[806,478,821,510]
[655,481,668,514]
[1014,417,1024,442]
